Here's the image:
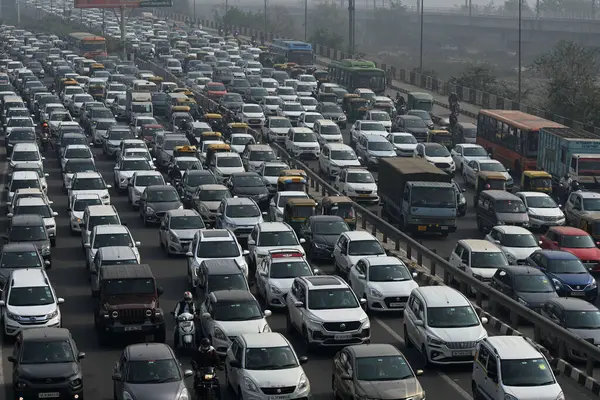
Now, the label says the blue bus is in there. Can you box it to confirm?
[270,39,314,66]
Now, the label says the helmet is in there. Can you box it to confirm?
[200,338,211,352]
[184,291,193,302]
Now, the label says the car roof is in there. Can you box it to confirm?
[146,185,175,192]
[362,134,388,142]
[21,327,71,342]
[549,226,587,236]
[536,250,579,259]
[300,275,346,289]
[100,263,153,279]
[2,242,38,252]
[458,239,503,253]
[12,170,39,179]
[547,297,599,310]
[198,229,236,241]
[98,246,137,259]
[223,197,256,206]
[347,343,401,358]
[16,196,48,206]
[126,343,173,361]
[11,268,47,287]
[343,230,377,241]
[86,205,117,215]
[94,224,129,234]
[415,286,469,307]
[257,222,292,232]
[517,191,551,198]
[73,172,102,179]
[202,259,242,274]
[484,336,541,360]
[500,265,544,276]
[212,289,255,302]
[166,209,200,218]
[12,142,38,150]
[241,332,289,348]
[493,225,532,235]
[308,215,345,224]
[360,256,405,266]
[576,191,600,198]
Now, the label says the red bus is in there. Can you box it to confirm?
[476,110,565,175]
[66,32,107,59]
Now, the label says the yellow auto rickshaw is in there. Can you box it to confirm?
[342,93,360,113]
[205,143,231,166]
[58,78,78,93]
[174,88,194,97]
[170,105,191,121]
[579,215,600,245]
[204,113,223,131]
[427,129,452,147]
[521,170,552,194]
[226,122,249,136]
[278,169,308,180]
[474,171,508,205]
[273,63,287,71]
[147,75,164,84]
[173,145,197,158]
[90,63,105,72]
[277,176,307,192]
[198,131,223,148]
[284,198,317,234]
[319,196,356,230]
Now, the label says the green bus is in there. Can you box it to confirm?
[327,59,386,95]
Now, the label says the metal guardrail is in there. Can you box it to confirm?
[138,54,600,375]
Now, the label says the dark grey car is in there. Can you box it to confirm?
[490,266,558,313]
[393,115,429,142]
[3,214,52,267]
[139,185,183,224]
[219,93,243,112]
[315,102,347,128]
[0,242,48,286]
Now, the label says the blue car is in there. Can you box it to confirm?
[527,250,598,303]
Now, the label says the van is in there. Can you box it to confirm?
[81,205,121,248]
[448,239,508,286]
[476,190,530,232]
[453,121,477,145]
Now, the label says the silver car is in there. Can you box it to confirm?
[158,209,206,256]
[214,197,265,241]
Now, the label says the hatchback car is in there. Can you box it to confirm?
[539,226,600,273]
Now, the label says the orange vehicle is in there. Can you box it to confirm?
[476,110,565,177]
[204,81,227,100]
[66,32,107,58]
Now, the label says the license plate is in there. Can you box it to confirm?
[390,302,405,308]
[269,396,290,400]
[125,326,142,331]
[417,225,427,231]
[334,333,352,340]
[358,194,370,197]
[441,226,448,230]
[39,394,60,399]
[452,350,473,356]
[571,291,585,296]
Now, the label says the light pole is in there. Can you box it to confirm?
[518,0,522,104]
[304,0,308,41]
[419,0,424,72]
[263,0,267,40]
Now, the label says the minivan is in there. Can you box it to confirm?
[475,190,529,233]
[452,121,477,145]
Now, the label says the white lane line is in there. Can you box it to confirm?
[374,317,473,400]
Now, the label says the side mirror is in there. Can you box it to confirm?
[414,320,424,327]
[84,243,91,248]
[299,356,308,364]
[8,355,16,363]
[112,373,123,381]
[157,287,164,296]
[341,373,352,380]
[202,312,211,319]
[493,240,500,245]
[53,212,58,217]
[294,300,304,308]
[57,298,65,304]
[6,213,13,218]
[0,300,5,307]
[135,241,141,247]
[481,317,489,324]
[186,251,194,257]
[184,369,194,378]
[357,274,366,280]
[264,310,272,317]
[242,249,250,256]
[77,352,86,360]
[359,298,367,305]
[415,369,424,376]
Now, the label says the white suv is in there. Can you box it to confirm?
[403,286,488,365]
[472,336,563,400]
[248,222,306,269]
[285,275,370,348]
[0,268,64,337]
[333,231,386,275]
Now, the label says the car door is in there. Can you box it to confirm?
[287,280,303,329]
[285,129,294,151]
[333,235,348,272]
[159,214,169,245]
[450,145,462,167]
[113,352,127,399]
[227,339,244,392]
[570,195,584,226]
[541,230,558,249]
[334,349,355,400]
[564,193,578,224]
[247,226,259,264]
[198,297,213,337]
[449,243,465,268]
[491,268,513,298]
[466,160,478,184]
[256,258,269,296]
[540,303,559,347]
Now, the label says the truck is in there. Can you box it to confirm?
[126,91,153,123]
[537,127,600,190]
[379,158,457,236]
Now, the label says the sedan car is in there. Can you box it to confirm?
[540,226,600,273]
[485,225,541,265]
[159,209,206,255]
[450,143,489,173]
[463,159,513,190]
[490,266,558,313]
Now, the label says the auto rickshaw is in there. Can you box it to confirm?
[578,215,600,245]
[284,198,317,234]
[90,63,105,73]
[319,196,356,230]
[427,129,452,148]
[273,63,287,71]
[198,131,223,148]
[147,75,164,84]
[278,169,308,180]
[170,105,191,120]
[203,113,223,132]
[58,78,78,93]
[277,176,307,192]
[345,97,370,122]
[176,98,200,118]
[225,122,249,137]
[173,145,197,158]
[474,171,508,205]
[204,143,232,166]
[314,70,329,83]
[290,67,306,79]
[318,92,338,104]
[174,88,195,98]
[521,170,552,194]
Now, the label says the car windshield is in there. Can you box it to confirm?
[227,204,260,218]
[197,241,240,258]
[165,139,189,150]
[308,288,358,310]
[104,278,155,295]
[96,121,116,130]
[331,150,357,160]
[186,173,217,187]
[147,189,179,202]
[368,141,393,151]
[231,136,254,146]
[170,215,205,229]
[126,359,181,384]
[198,189,230,202]
[500,358,554,387]
[463,147,488,157]
[294,131,316,142]
[176,160,200,170]
[9,119,34,127]
[347,172,374,183]
[244,346,298,370]
[249,150,276,162]
[283,104,303,112]
[72,177,105,190]
[73,198,102,211]
[214,300,263,321]
[369,113,390,122]
[583,199,600,211]
[501,233,538,248]
[1,251,41,268]
[322,105,342,113]
[424,145,449,157]
[269,119,291,128]
[243,105,262,113]
[403,118,425,128]
[369,264,412,282]
[11,179,40,191]
[525,196,557,208]
[208,273,247,291]
[217,156,243,168]
[9,286,54,306]
[471,251,507,268]
[94,233,132,248]
[263,166,287,177]
[233,175,265,187]
[278,88,295,95]
[269,260,312,278]
[356,355,413,381]
[560,234,596,248]
[348,240,384,256]
[10,130,36,141]
[427,305,480,328]
[565,310,600,329]
[16,205,52,218]
[88,215,120,230]
[10,225,47,241]
[313,220,348,235]
[109,131,133,141]
[513,274,555,293]
[21,340,74,364]
[223,94,242,102]
[480,162,506,172]
[12,151,39,161]
[259,231,298,246]
[65,148,92,159]
[135,175,164,186]
[496,200,526,213]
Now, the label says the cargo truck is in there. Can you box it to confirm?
[126,91,153,123]
[379,158,457,236]
[537,127,600,190]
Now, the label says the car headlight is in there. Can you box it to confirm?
[270,285,282,295]
[369,287,383,298]
[15,381,28,389]
[7,311,20,321]
[69,378,82,388]
[552,278,562,288]
[46,309,59,319]
[505,395,518,400]
[146,206,155,214]
[169,232,179,242]
[243,376,260,393]
[177,387,190,400]
[591,278,597,289]
[214,326,227,341]
[41,245,50,255]
[298,373,309,391]
[314,242,328,249]
[427,336,445,346]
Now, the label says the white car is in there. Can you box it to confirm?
[85,224,140,268]
[127,171,165,208]
[248,222,306,268]
[269,191,310,222]
[275,86,298,102]
[257,161,289,191]
[8,170,43,203]
[225,333,310,400]
[286,275,370,347]
[463,159,513,189]
[9,188,49,214]
[9,142,44,171]
[264,116,292,143]
[260,78,279,95]
[68,193,102,233]
[48,111,74,134]
[117,138,148,159]
[298,96,318,111]
[350,120,387,144]
[68,93,94,116]
[333,231,386,275]
[485,225,541,265]
[60,144,93,171]
[210,152,245,183]
[200,290,271,356]
[297,112,323,130]
[515,192,566,229]
[278,102,305,125]
[62,158,97,190]
[285,127,320,158]
[318,143,361,178]
[121,147,156,169]
[450,143,489,173]
[228,133,255,153]
[9,197,58,245]
[314,119,343,144]
[238,103,266,126]
[364,110,392,131]
[113,156,154,191]
[414,142,456,174]
[333,167,378,202]
[260,96,283,115]
[298,74,318,91]
[386,132,418,157]
[69,172,111,205]
[348,256,419,312]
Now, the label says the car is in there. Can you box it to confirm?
[285,275,370,348]
[60,144,93,171]
[226,172,270,209]
[350,120,387,145]
[484,225,541,265]
[333,231,386,275]
[225,333,310,399]
[564,190,600,227]
[10,197,58,246]
[406,109,434,129]
[8,170,43,203]
[69,172,111,205]
[215,197,265,241]
[199,290,271,356]
[313,119,343,145]
[285,127,320,158]
[386,132,418,157]
[113,156,155,191]
[450,143,489,173]
[269,191,310,222]
[490,266,559,312]
[127,170,165,208]
[527,250,598,302]
[260,96,284,116]
[5,214,52,267]
[448,239,508,291]
[278,102,305,125]
[414,142,455,174]
[355,133,397,168]
[463,159,513,189]
[539,226,600,273]
[299,215,350,260]
[363,109,392,131]
[515,192,566,229]
[348,256,419,312]
[9,328,85,400]
[392,115,429,141]
[315,102,346,128]
[68,193,102,233]
[85,224,140,268]
[81,204,121,249]
[209,152,245,183]
[195,258,251,304]
[0,268,64,337]
[8,187,48,215]
[178,169,218,206]
[228,133,255,153]
[62,158,98,190]
[158,209,206,256]
[9,141,44,171]
[318,143,361,178]
[0,242,48,286]
[257,161,290,192]
[238,103,265,127]
[241,144,278,171]
[275,86,298,102]
[112,343,192,400]
[248,222,306,268]
[139,185,182,225]
[332,344,424,400]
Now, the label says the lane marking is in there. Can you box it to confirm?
[374,317,473,400]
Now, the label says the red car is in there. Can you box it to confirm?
[204,82,227,100]
[540,226,600,272]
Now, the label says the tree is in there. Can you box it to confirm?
[502,0,533,14]
[307,1,347,49]
[449,64,530,101]
[533,40,600,125]
[538,0,591,15]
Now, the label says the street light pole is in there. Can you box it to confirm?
[419,0,424,72]
[263,0,267,37]
[304,0,307,41]
[518,0,522,104]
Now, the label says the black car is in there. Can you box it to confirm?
[219,93,243,112]
[300,215,350,260]
[6,128,37,154]
[0,242,48,286]
[139,185,183,225]
[315,102,347,128]
[9,328,85,399]
[229,78,251,95]
[226,172,270,209]
[490,266,559,313]
[151,92,168,116]
[178,169,218,206]
[3,214,52,266]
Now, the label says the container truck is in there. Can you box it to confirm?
[537,127,600,190]
[379,158,457,236]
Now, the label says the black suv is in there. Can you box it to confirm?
[9,328,85,399]
[93,264,166,345]
[2,214,52,267]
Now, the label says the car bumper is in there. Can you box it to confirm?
[4,316,61,336]
[367,295,408,312]
[240,387,310,400]
[557,287,597,303]
[166,238,192,254]
[291,149,320,158]
[15,385,83,400]
[99,321,164,334]
[310,244,334,259]
[425,343,477,365]
[264,291,290,308]
[307,327,370,346]
[348,194,379,203]
[528,216,566,228]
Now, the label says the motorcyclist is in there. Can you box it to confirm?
[173,291,197,348]
[448,91,459,107]
[192,338,222,400]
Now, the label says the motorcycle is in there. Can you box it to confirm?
[192,365,220,400]
[172,311,196,351]
[39,123,50,152]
